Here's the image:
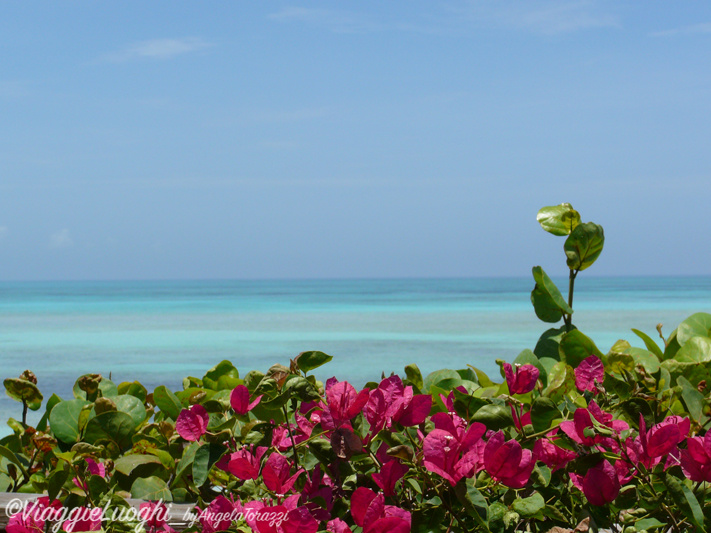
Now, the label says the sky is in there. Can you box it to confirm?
[1,1,710,281]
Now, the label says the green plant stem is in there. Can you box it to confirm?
[564,269,578,332]
[281,403,300,471]
[22,399,27,426]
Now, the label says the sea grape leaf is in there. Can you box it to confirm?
[631,328,665,359]
[49,399,91,444]
[531,397,560,433]
[623,347,661,374]
[536,203,580,236]
[295,351,333,373]
[153,386,183,421]
[454,478,488,528]
[84,411,137,451]
[72,376,118,400]
[677,312,711,346]
[511,492,545,518]
[202,360,241,391]
[113,395,147,427]
[542,362,575,402]
[131,476,172,502]
[4,378,43,410]
[423,369,462,393]
[559,329,603,367]
[564,222,604,271]
[533,326,569,361]
[678,376,708,424]
[114,454,162,476]
[674,336,711,364]
[404,364,424,391]
[117,381,147,403]
[470,404,513,430]
[531,266,573,323]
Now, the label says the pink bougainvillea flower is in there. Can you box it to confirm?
[197,496,240,533]
[560,402,628,449]
[533,436,577,472]
[639,414,690,459]
[230,384,263,415]
[73,457,107,491]
[503,363,539,395]
[175,404,210,441]
[351,488,411,533]
[62,507,103,532]
[262,453,304,495]
[372,458,409,497]
[327,518,353,533]
[511,406,532,434]
[300,465,334,522]
[483,431,535,488]
[681,431,711,482]
[272,414,314,451]
[7,497,62,533]
[138,501,176,533]
[423,417,486,485]
[575,355,605,393]
[246,496,318,533]
[224,445,268,480]
[325,381,370,429]
[575,460,620,506]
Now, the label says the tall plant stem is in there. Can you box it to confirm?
[564,269,578,332]
[282,404,301,471]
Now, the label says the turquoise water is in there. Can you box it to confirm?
[1,277,710,428]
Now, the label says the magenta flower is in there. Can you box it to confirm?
[575,355,605,393]
[327,518,353,533]
[351,488,411,533]
[262,453,304,495]
[7,497,61,533]
[483,431,535,488]
[225,445,268,480]
[533,436,577,472]
[138,502,176,533]
[639,414,689,459]
[272,414,313,451]
[572,460,620,506]
[560,402,628,449]
[681,431,711,482]
[246,496,319,533]
[62,506,103,532]
[300,465,334,522]
[503,363,539,395]
[176,404,209,441]
[230,384,263,415]
[423,414,486,485]
[197,496,240,533]
[325,381,370,429]
[372,458,409,497]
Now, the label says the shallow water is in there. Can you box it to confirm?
[1,276,709,429]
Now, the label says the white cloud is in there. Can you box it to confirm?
[49,229,73,249]
[104,38,212,62]
[459,0,620,35]
[651,22,711,37]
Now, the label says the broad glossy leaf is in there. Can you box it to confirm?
[536,203,580,236]
[678,376,708,424]
[3,378,43,410]
[631,328,664,359]
[470,404,513,430]
[202,360,241,391]
[511,493,545,518]
[72,375,118,400]
[563,222,604,271]
[113,395,147,427]
[295,351,333,372]
[117,381,147,402]
[404,364,424,391]
[423,369,462,393]
[675,335,711,364]
[453,478,488,528]
[174,442,200,484]
[533,326,569,360]
[114,454,162,476]
[153,385,183,421]
[623,347,661,374]
[530,266,573,323]
[49,399,91,444]
[530,397,560,433]
[677,312,711,346]
[664,473,705,531]
[131,476,172,501]
[559,329,603,367]
[542,362,575,402]
[84,411,137,451]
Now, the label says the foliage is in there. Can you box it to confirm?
[2,204,710,533]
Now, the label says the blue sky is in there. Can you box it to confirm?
[1,1,710,280]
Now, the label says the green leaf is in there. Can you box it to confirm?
[530,397,560,433]
[174,442,200,484]
[536,203,581,236]
[47,467,69,501]
[664,473,705,532]
[192,444,211,487]
[533,326,568,361]
[634,518,667,531]
[530,266,573,323]
[559,329,603,367]
[623,347,661,374]
[470,404,513,430]
[404,364,424,391]
[0,445,29,479]
[511,492,545,518]
[202,360,241,391]
[563,222,604,271]
[117,381,148,402]
[295,351,333,373]
[677,312,711,346]
[72,375,118,400]
[113,395,147,427]
[3,379,43,410]
[49,399,91,444]
[37,393,62,432]
[678,376,708,424]
[423,369,462,393]
[114,454,162,476]
[131,476,172,501]
[630,328,664,359]
[153,385,183,421]
[83,411,137,451]
[453,478,489,531]
[675,336,711,364]
[542,362,575,402]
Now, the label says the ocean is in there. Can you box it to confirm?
[1,276,710,430]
